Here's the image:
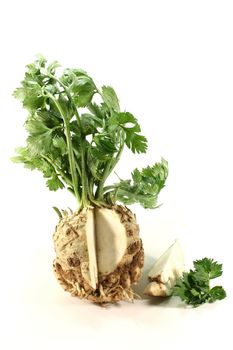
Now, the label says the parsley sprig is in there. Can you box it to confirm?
[174,258,226,307]
[12,56,168,210]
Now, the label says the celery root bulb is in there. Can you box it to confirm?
[53,205,144,303]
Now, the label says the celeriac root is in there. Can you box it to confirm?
[53,205,144,303]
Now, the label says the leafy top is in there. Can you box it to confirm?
[193,258,223,279]
[12,56,168,209]
[173,258,226,307]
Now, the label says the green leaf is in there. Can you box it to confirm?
[12,146,66,192]
[132,168,142,183]
[88,146,112,162]
[118,112,147,153]
[36,110,62,128]
[105,159,168,208]
[13,56,50,112]
[27,133,53,156]
[11,147,37,169]
[88,102,105,120]
[102,86,120,112]
[118,112,141,131]
[53,136,67,156]
[47,61,61,74]
[209,286,226,301]
[61,68,96,107]
[46,176,64,191]
[13,83,45,112]
[75,86,95,107]
[80,114,99,135]
[107,111,148,153]
[194,258,223,279]
[174,258,226,307]
[25,118,50,136]
[125,132,148,153]
[93,133,117,155]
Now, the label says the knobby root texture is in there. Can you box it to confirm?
[53,205,144,303]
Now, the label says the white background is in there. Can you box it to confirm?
[1,1,232,349]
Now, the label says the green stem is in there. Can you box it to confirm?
[109,141,124,173]
[80,146,89,207]
[95,160,112,200]
[103,184,118,193]
[46,73,89,208]
[45,72,83,129]
[88,178,107,206]
[73,153,81,177]
[42,155,74,188]
[87,177,103,206]
[96,133,124,200]
[47,93,80,204]
[89,177,94,199]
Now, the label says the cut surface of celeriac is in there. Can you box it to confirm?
[85,209,98,289]
[144,240,184,297]
[95,208,128,275]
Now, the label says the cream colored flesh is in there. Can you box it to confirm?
[85,209,98,289]
[144,240,185,296]
[95,208,128,275]
[80,207,128,288]
[144,282,167,297]
[148,240,184,283]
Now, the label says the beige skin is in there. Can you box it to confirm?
[53,205,144,303]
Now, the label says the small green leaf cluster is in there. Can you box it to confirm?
[12,56,168,209]
[174,258,226,307]
[105,159,168,209]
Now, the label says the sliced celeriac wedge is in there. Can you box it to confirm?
[85,208,98,289]
[95,207,128,276]
[144,240,185,296]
